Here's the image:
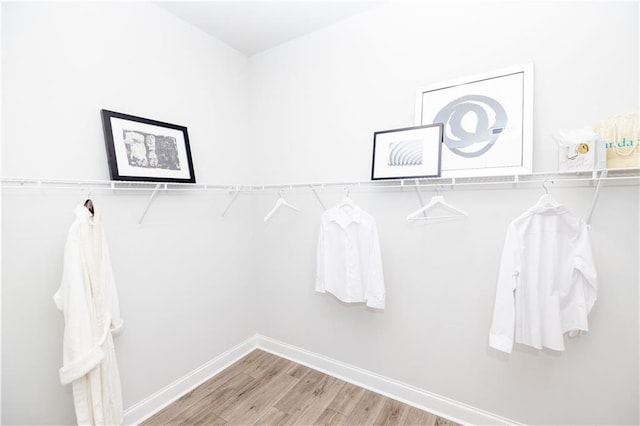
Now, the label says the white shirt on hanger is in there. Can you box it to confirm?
[489,200,598,353]
[316,201,385,309]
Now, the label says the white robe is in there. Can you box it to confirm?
[54,205,124,425]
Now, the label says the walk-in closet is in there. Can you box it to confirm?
[2,2,638,425]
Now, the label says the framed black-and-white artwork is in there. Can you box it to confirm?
[371,123,443,180]
[101,110,196,183]
[415,64,533,177]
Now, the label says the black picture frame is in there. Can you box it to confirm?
[371,123,443,180]
[101,109,196,183]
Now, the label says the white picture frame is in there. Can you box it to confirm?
[415,64,533,177]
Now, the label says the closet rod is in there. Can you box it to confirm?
[249,168,639,191]
[2,168,639,192]
[0,177,239,192]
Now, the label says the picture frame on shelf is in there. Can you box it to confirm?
[101,109,196,183]
[415,64,533,177]
[371,123,443,180]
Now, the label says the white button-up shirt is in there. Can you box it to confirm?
[316,200,385,309]
[489,201,598,353]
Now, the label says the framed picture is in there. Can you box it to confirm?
[101,110,196,183]
[371,123,443,180]
[415,64,533,177]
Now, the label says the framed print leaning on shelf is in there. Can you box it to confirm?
[371,123,443,180]
[101,109,196,183]
[415,64,533,177]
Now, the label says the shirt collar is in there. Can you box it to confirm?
[528,204,569,215]
[328,200,362,228]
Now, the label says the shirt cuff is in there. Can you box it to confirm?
[366,296,385,310]
[489,333,513,354]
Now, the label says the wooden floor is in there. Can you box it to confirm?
[142,349,460,426]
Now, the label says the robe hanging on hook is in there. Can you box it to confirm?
[83,199,94,216]
[83,190,94,215]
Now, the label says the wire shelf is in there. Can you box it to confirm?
[1,168,638,193]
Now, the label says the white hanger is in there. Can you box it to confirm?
[534,179,561,208]
[263,191,301,222]
[337,186,357,209]
[406,187,468,222]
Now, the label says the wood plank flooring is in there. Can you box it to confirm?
[142,350,460,426]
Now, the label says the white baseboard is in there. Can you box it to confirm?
[123,336,257,425]
[125,334,521,426]
[255,335,522,426]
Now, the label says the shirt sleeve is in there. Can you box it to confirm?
[365,221,385,309]
[315,222,326,293]
[489,223,520,353]
[574,221,598,314]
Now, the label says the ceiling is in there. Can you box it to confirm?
[155,1,382,57]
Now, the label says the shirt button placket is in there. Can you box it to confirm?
[347,232,357,300]
[344,229,355,299]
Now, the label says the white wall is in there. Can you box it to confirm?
[1,2,251,183]
[248,2,639,425]
[249,1,639,183]
[2,2,255,425]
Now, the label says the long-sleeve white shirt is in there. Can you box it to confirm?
[54,205,124,425]
[316,200,385,309]
[489,200,598,353]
